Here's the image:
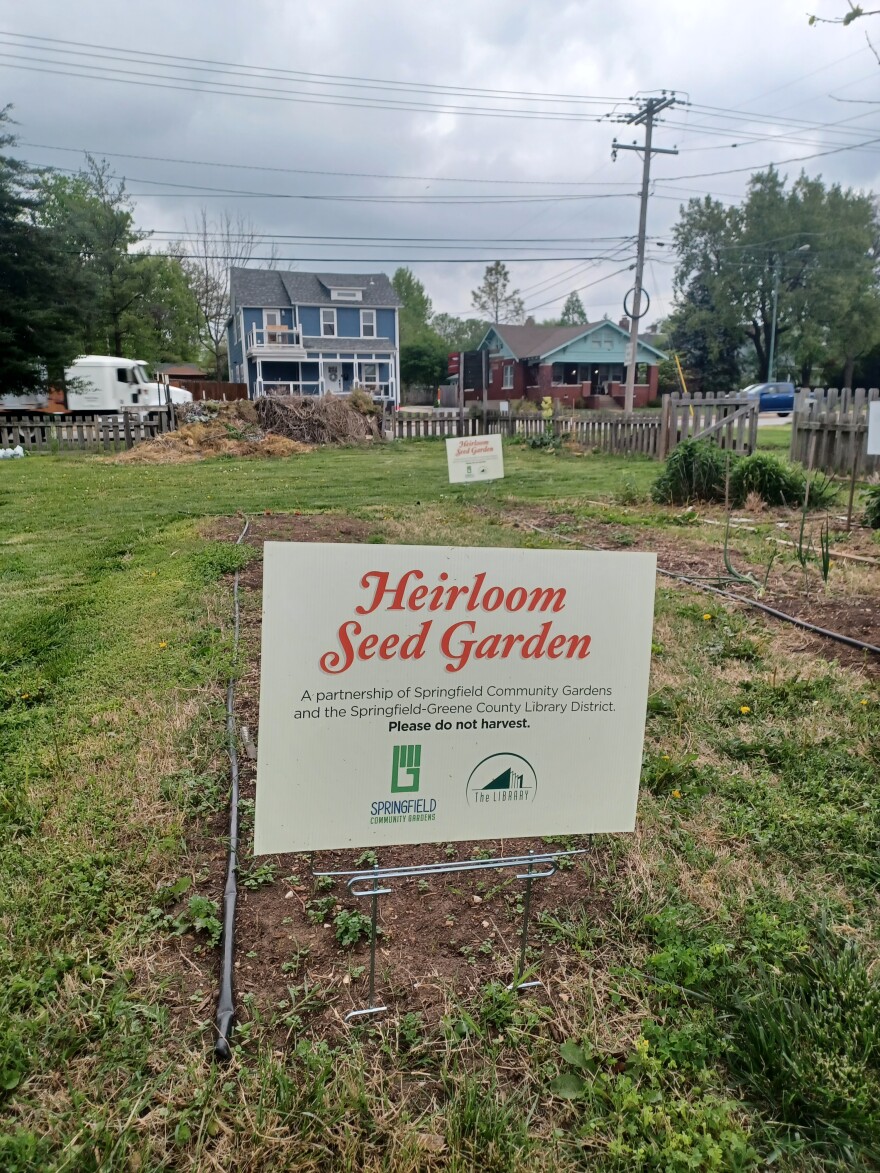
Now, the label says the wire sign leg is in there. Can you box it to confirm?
[345,863,390,1023]
[508,850,553,992]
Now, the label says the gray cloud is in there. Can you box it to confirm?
[4,0,879,324]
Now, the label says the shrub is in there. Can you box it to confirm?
[728,452,804,507]
[651,440,727,505]
[729,452,838,509]
[864,483,880,529]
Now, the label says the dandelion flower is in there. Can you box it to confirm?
[860,698,869,706]
[740,705,751,714]
[702,613,712,621]
[159,640,168,649]
[671,789,681,798]
[662,754,670,761]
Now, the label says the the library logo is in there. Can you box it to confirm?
[466,753,537,807]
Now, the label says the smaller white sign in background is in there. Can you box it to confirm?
[446,434,504,484]
[868,401,880,456]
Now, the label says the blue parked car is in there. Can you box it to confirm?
[742,382,795,415]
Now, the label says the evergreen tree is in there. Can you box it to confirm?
[559,291,588,326]
[0,107,81,392]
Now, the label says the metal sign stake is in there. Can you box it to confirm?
[509,849,554,992]
[318,848,580,1021]
[344,863,390,1023]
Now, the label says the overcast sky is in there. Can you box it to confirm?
[2,0,879,325]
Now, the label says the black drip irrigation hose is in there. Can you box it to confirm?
[214,517,250,1062]
[524,523,880,658]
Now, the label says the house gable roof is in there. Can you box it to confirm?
[482,321,666,363]
[230,267,401,311]
[487,324,594,359]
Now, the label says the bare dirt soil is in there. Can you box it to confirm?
[509,506,880,677]
[171,508,876,1045]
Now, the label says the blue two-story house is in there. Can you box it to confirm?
[226,268,401,404]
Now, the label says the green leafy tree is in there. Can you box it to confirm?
[669,168,880,389]
[0,107,81,393]
[667,275,744,392]
[392,267,433,343]
[38,157,155,358]
[124,254,202,366]
[471,262,525,324]
[399,336,448,393]
[559,290,588,326]
[431,312,486,352]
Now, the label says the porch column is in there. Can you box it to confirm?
[647,364,659,402]
[257,358,263,398]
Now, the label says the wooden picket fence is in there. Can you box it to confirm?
[658,393,759,459]
[0,410,172,453]
[394,394,758,460]
[393,409,663,455]
[790,387,879,476]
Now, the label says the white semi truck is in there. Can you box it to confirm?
[0,356,193,414]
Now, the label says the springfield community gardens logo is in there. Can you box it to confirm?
[370,744,437,826]
[466,753,537,807]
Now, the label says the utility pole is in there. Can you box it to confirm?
[612,94,679,412]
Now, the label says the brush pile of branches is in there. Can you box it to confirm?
[254,394,382,445]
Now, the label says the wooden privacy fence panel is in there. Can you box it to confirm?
[393,410,662,455]
[0,411,171,452]
[185,381,248,402]
[659,393,759,459]
[790,387,879,476]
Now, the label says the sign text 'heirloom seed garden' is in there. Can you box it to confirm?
[254,543,656,854]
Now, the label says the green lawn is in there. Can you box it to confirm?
[756,422,793,452]
[1,443,878,1172]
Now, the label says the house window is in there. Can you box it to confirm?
[502,364,514,390]
[360,362,378,386]
[361,309,376,338]
[321,308,337,336]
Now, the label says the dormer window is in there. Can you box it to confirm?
[330,288,363,302]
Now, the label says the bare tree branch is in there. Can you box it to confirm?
[809,3,880,26]
[180,208,277,378]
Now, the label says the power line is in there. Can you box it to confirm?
[524,264,635,314]
[0,31,634,107]
[20,141,642,189]
[24,158,640,204]
[0,49,618,123]
[659,132,880,182]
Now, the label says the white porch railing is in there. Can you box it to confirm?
[246,327,304,349]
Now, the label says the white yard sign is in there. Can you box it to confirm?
[868,401,880,456]
[446,434,504,483]
[254,543,656,854]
